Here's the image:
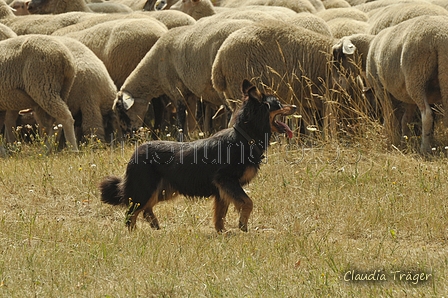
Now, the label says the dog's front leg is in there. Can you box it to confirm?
[213,194,230,233]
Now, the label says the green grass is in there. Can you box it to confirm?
[0,136,446,297]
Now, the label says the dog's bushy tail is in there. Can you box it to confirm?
[99,176,125,206]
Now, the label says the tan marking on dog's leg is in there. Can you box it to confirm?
[236,196,253,232]
[126,207,143,231]
[217,186,253,232]
[141,188,161,229]
[213,194,230,233]
[239,166,258,185]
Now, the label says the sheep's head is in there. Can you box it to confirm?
[331,36,360,90]
[27,0,50,14]
[113,91,149,136]
[154,0,167,10]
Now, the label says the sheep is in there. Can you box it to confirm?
[170,0,217,20]
[51,10,194,35]
[26,0,133,14]
[0,31,117,145]
[367,3,448,35]
[220,0,318,13]
[55,36,118,144]
[59,18,168,90]
[355,0,430,13]
[286,12,332,37]
[211,20,339,117]
[332,16,448,153]
[0,34,78,151]
[108,0,160,11]
[115,18,254,136]
[322,0,351,9]
[151,0,179,11]
[86,3,133,13]
[327,18,369,38]
[0,21,14,39]
[307,0,326,12]
[0,0,100,35]
[170,0,298,21]
[9,0,29,15]
[316,7,369,22]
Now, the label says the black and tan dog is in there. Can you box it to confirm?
[99,80,296,232]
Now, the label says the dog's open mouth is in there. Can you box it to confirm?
[274,118,293,138]
[271,104,296,138]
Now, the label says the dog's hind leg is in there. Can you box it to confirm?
[213,194,230,233]
[214,180,254,232]
[143,187,161,229]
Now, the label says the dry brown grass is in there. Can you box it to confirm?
[0,131,447,297]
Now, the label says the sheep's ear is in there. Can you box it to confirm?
[342,38,356,55]
[241,79,262,102]
[332,37,356,60]
[120,91,135,111]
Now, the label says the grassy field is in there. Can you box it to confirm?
[0,131,446,297]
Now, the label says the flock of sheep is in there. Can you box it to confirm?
[1,0,448,153]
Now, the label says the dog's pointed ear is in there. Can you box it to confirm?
[242,79,262,102]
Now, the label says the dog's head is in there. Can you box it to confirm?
[239,79,296,138]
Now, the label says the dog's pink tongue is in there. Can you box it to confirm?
[276,120,293,138]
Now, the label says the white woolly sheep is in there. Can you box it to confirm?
[87,3,133,13]
[4,36,117,144]
[316,7,369,22]
[0,0,99,35]
[9,0,29,15]
[170,0,298,21]
[321,0,351,9]
[51,10,194,35]
[0,34,78,150]
[170,0,217,20]
[355,0,430,13]
[211,20,338,118]
[333,16,448,153]
[27,0,132,14]
[327,18,369,38]
[0,21,14,39]
[60,18,168,89]
[367,3,448,35]
[220,0,317,13]
[115,18,254,135]
[56,36,117,143]
[108,0,157,10]
[286,12,332,37]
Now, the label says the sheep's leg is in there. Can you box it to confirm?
[400,103,417,138]
[4,110,19,143]
[35,103,78,152]
[204,103,212,135]
[81,106,106,143]
[185,95,198,136]
[419,101,434,153]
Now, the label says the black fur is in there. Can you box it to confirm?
[99,80,296,232]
